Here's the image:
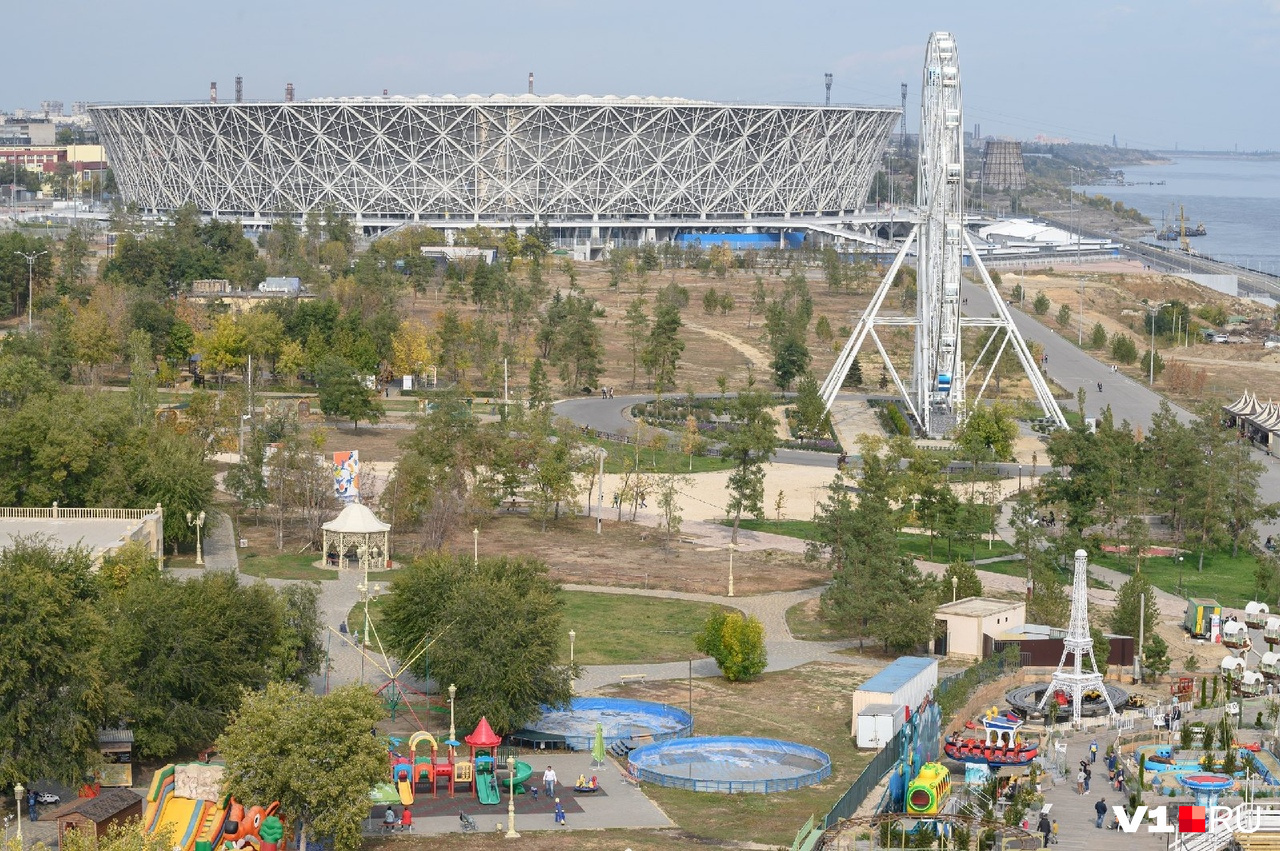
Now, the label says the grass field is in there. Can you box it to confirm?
[560,591,725,665]
[575,433,735,475]
[784,597,847,642]
[725,518,1017,562]
[1093,549,1264,608]
[599,662,870,846]
[239,552,339,581]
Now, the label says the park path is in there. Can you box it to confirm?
[200,510,239,571]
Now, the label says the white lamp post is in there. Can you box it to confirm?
[504,755,520,838]
[569,629,576,664]
[448,683,457,743]
[13,250,46,331]
[473,528,479,566]
[596,448,606,535]
[952,575,959,603]
[727,543,736,597]
[14,783,23,846]
[186,510,206,566]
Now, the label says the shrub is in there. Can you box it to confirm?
[694,611,767,682]
[1033,292,1051,315]
[1110,332,1138,364]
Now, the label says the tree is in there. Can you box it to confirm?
[944,560,984,600]
[526,412,581,530]
[792,374,830,442]
[130,426,217,549]
[1110,572,1158,642]
[623,297,649,388]
[815,314,833,343]
[694,612,767,682]
[681,415,705,469]
[316,355,384,431]
[218,683,386,851]
[1144,633,1171,680]
[1111,332,1139,364]
[1140,348,1165,381]
[655,473,691,546]
[702,287,720,314]
[771,335,810,391]
[382,554,574,734]
[1089,322,1108,349]
[0,539,106,788]
[642,302,684,392]
[1091,624,1110,678]
[71,304,118,384]
[721,390,779,543]
[1056,304,1072,327]
[127,329,158,427]
[1033,292,1051,315]
[527,357,552,409]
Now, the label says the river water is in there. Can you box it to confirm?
[1076,156,1280,276]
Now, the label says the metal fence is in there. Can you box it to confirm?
[633,765,831,795]
[822,727,905,828]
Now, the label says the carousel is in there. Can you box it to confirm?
[943,708,1039,767]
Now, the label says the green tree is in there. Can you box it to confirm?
[1140,348,1165,381]
[127,329,158,427]
[382,554,574,734]
[0,539,106,788]
[1091,624,1110,678]
[130,426,217,550]
[1110,572,1159,642]
[815,314,833,343]
[218,683,386,851]
[642,302,684,393]
[1111,332,1139,364]
[1056,304,1072,327]
[527,356,552,409]
[770,335,810,391]
[316,355,384,431]
[702,287,720,314]
[791,374,830,442]
[944,560,984,600]
[623,297,649,388]
[1144,633,1171,680]
[1089,322,1108,349]
[694,611,767,682]
[1033,292,1051,315]
[721,390,779,543]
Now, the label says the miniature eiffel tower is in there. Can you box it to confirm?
[1037,548,1117,725]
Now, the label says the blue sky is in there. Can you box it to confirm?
[7,0,1279,151]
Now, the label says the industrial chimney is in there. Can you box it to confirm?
[528,72,534,94]
[285,83,294,103]
[235,76,243,103]
[210,82,218,103]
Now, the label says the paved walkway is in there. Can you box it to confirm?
[201,509,239,571]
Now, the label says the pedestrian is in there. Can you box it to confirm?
[1084,765,1091,793]
[1097,381,1103,393]
[399,808,413,832]
[543,765,557,797]
[1090,740,1098,763]
[383,806,397,833]
[1051,820,1059,845]
[1076,768,1086,795]
[1038,813,1052,848]
[1095,797,1108,829]
[554,798,566,826]
[1114,766,1125,793]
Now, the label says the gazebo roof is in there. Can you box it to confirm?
[465,716,502,748]
[321,502,391,534]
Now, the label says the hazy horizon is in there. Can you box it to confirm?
[4,0,1278,152]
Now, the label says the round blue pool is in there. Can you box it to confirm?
[527,697,692,751]
[628,736,832,794]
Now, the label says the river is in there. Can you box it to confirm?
[1076,156,1280,276]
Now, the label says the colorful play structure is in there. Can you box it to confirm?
[905,762,951,816]
[942,709,1039,767]
[142,764,280,851]
[388,718,532,806]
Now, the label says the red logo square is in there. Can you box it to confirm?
[1179,806,1206,833]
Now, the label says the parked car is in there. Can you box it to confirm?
[35,792,60,805]
[1265,339,1280,349]
[1214,334,1229,343]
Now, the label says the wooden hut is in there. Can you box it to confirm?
[56,788,143,846]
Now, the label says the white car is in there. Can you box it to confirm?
[1214,334,1229,343]
[35,792,60,805]
[1265,340,1280,349]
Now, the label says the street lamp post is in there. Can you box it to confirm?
[1079,282,1085,346]
[447,683,457,743]
[504,755,520,838]
[569,629,576,664]
[14,783,24,847]
[14,250,47,331]
[473,528,479,566]
[1018,465,1023,492]
[952,575,958,603]
[596,448,606,535]
[186,511,206,566]
[727,544,736,597]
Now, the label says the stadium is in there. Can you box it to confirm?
[90,94,900,240]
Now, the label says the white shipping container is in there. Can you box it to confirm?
[856,703,906,750]
[850,656,939,731]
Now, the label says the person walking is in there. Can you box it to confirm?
[1089,740,1098,763]
[1083,764,1091,793]
[554,798,566,826]
[1095,797,1108,829]
[543,765,557,797]
[1076,768,1086,795]
[1038,813,1052,848]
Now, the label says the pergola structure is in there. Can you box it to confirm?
[321,502,390,570]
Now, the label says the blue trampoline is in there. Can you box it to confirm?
[527,697,692,751]
[628,736,832,794]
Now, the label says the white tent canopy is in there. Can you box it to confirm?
[321,503,390,570]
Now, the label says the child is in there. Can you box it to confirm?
[554,798,566,826]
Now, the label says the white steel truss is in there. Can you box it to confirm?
[820,33,1066,437]
[90,95,900,225]
[1037,549,1117,725]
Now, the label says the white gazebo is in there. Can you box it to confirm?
[321,503,391,571]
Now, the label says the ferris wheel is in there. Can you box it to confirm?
[820,31,1066,438]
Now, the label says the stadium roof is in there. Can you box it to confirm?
[93,93,889,110]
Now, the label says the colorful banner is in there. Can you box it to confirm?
[334,451,360,502]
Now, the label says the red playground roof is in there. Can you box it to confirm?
[465,717,501,748]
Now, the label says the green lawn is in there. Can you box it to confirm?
[574,433,735,475]
[239,552,338,581]
[1092,549,1264,608]
[723,518,1017,562]
[784,598,847,642]
[560,591,727,665]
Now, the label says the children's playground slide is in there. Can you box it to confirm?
[476,771,501,805]
[396,777,414,806]
[510,761,533,793]
[142,764,234,851]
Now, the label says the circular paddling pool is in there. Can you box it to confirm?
[628,736,832,794]
[526,697,693,751]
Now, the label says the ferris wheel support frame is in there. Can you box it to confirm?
[821,31,1067,437]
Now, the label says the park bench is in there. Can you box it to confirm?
[619,673,647,683]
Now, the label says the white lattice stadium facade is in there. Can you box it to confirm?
[89,95,900,234]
